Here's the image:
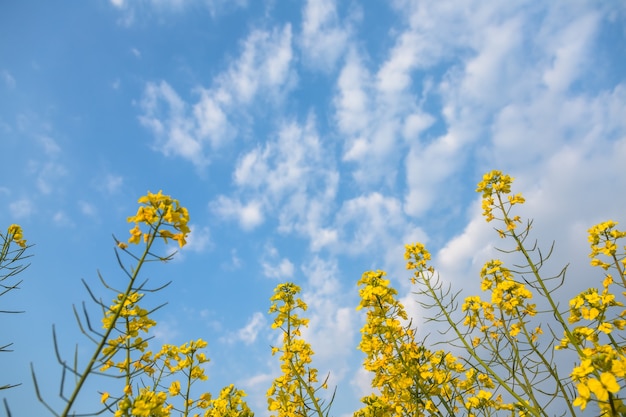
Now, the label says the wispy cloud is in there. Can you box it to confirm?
[221,311,266,345]
[140,81,209,167]
[215,25,294,104]
[139,24,295,168]
[109,0,248,25]
[229,116,339,249]
[100,173,124,194]
[1,70,16,88]
[37,135,61,155]
[211,196,265,231]
[53,210,74,227]
[9,198,35,220]
[183,225,212,253]
[78,201,97,217]
[29,160,67,196]
[299,0,350,71]
[300,257,357,387]
[261,245,295,280]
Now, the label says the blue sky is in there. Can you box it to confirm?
[1,1,626,416]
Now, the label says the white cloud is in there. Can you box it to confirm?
[217,24,294,104]
[458,17,526,106]
[192,91,230,148]
[53,210,73,227]
[235,119,320,197]
[334,48,404,186]
[403,129,468,217]
[260,244,295,279]
[335,192,409,258]
[262,258,294,280]
[140,81,210,168]
[38,135,61,155]
[139,25,294,168]
[31,161,67,195]
[333,46,422,187]
[222,312,266,345]
[391,1,621,224]
[334,49,370,136]
[152,318,182,344]
[183,225,211,253]
[109,0,248,24]
[402,111,435,141]
[350,366,374,400]
[221,248,243,271]
[376,30,424,96]
[78,201,97,217]
[541,10,600,92]
[1,70,16,88]
[300,0,350,71]
[230,115,339,250]
[100,173,123,194]
[298,257,358,390]
[211,196,264,231]
[9,198,34,219]
[205,0,248,17]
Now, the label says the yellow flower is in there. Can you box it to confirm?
[169,380,181,396]
[126,191,191,247]
[587,377,610,402]
[600,372,620,394]
[7,224,27,247]
[129,225,142,245]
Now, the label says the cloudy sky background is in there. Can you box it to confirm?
[1,1,626,415]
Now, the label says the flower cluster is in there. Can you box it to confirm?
[463,260,537,334]
[124,190,190,248]
[100,193,249,417]
[6,224,27,248]
[557,221,626,413]
[100,292,156,374]
[150,339,212,416]
[476,170,524,233]
[112,386,171,417]
[588,221,626,272]
[203,384,253,417]
[355,269,465,416]
[387,172,578,416]
[101,332,256,417]
[404,243,433,282]
[267,282,330,417]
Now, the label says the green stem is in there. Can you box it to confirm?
[516,311,578,416]
[60,225,159,417]
[183,351,194,417]
[421,273,542,417]
[285,301,326,417]
[496,194,582,357]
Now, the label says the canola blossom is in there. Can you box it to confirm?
[267,282,333,417]
[1,223,30,391]
[6,224,27,248]
[125,190,190,248]
[5,175,626,416]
